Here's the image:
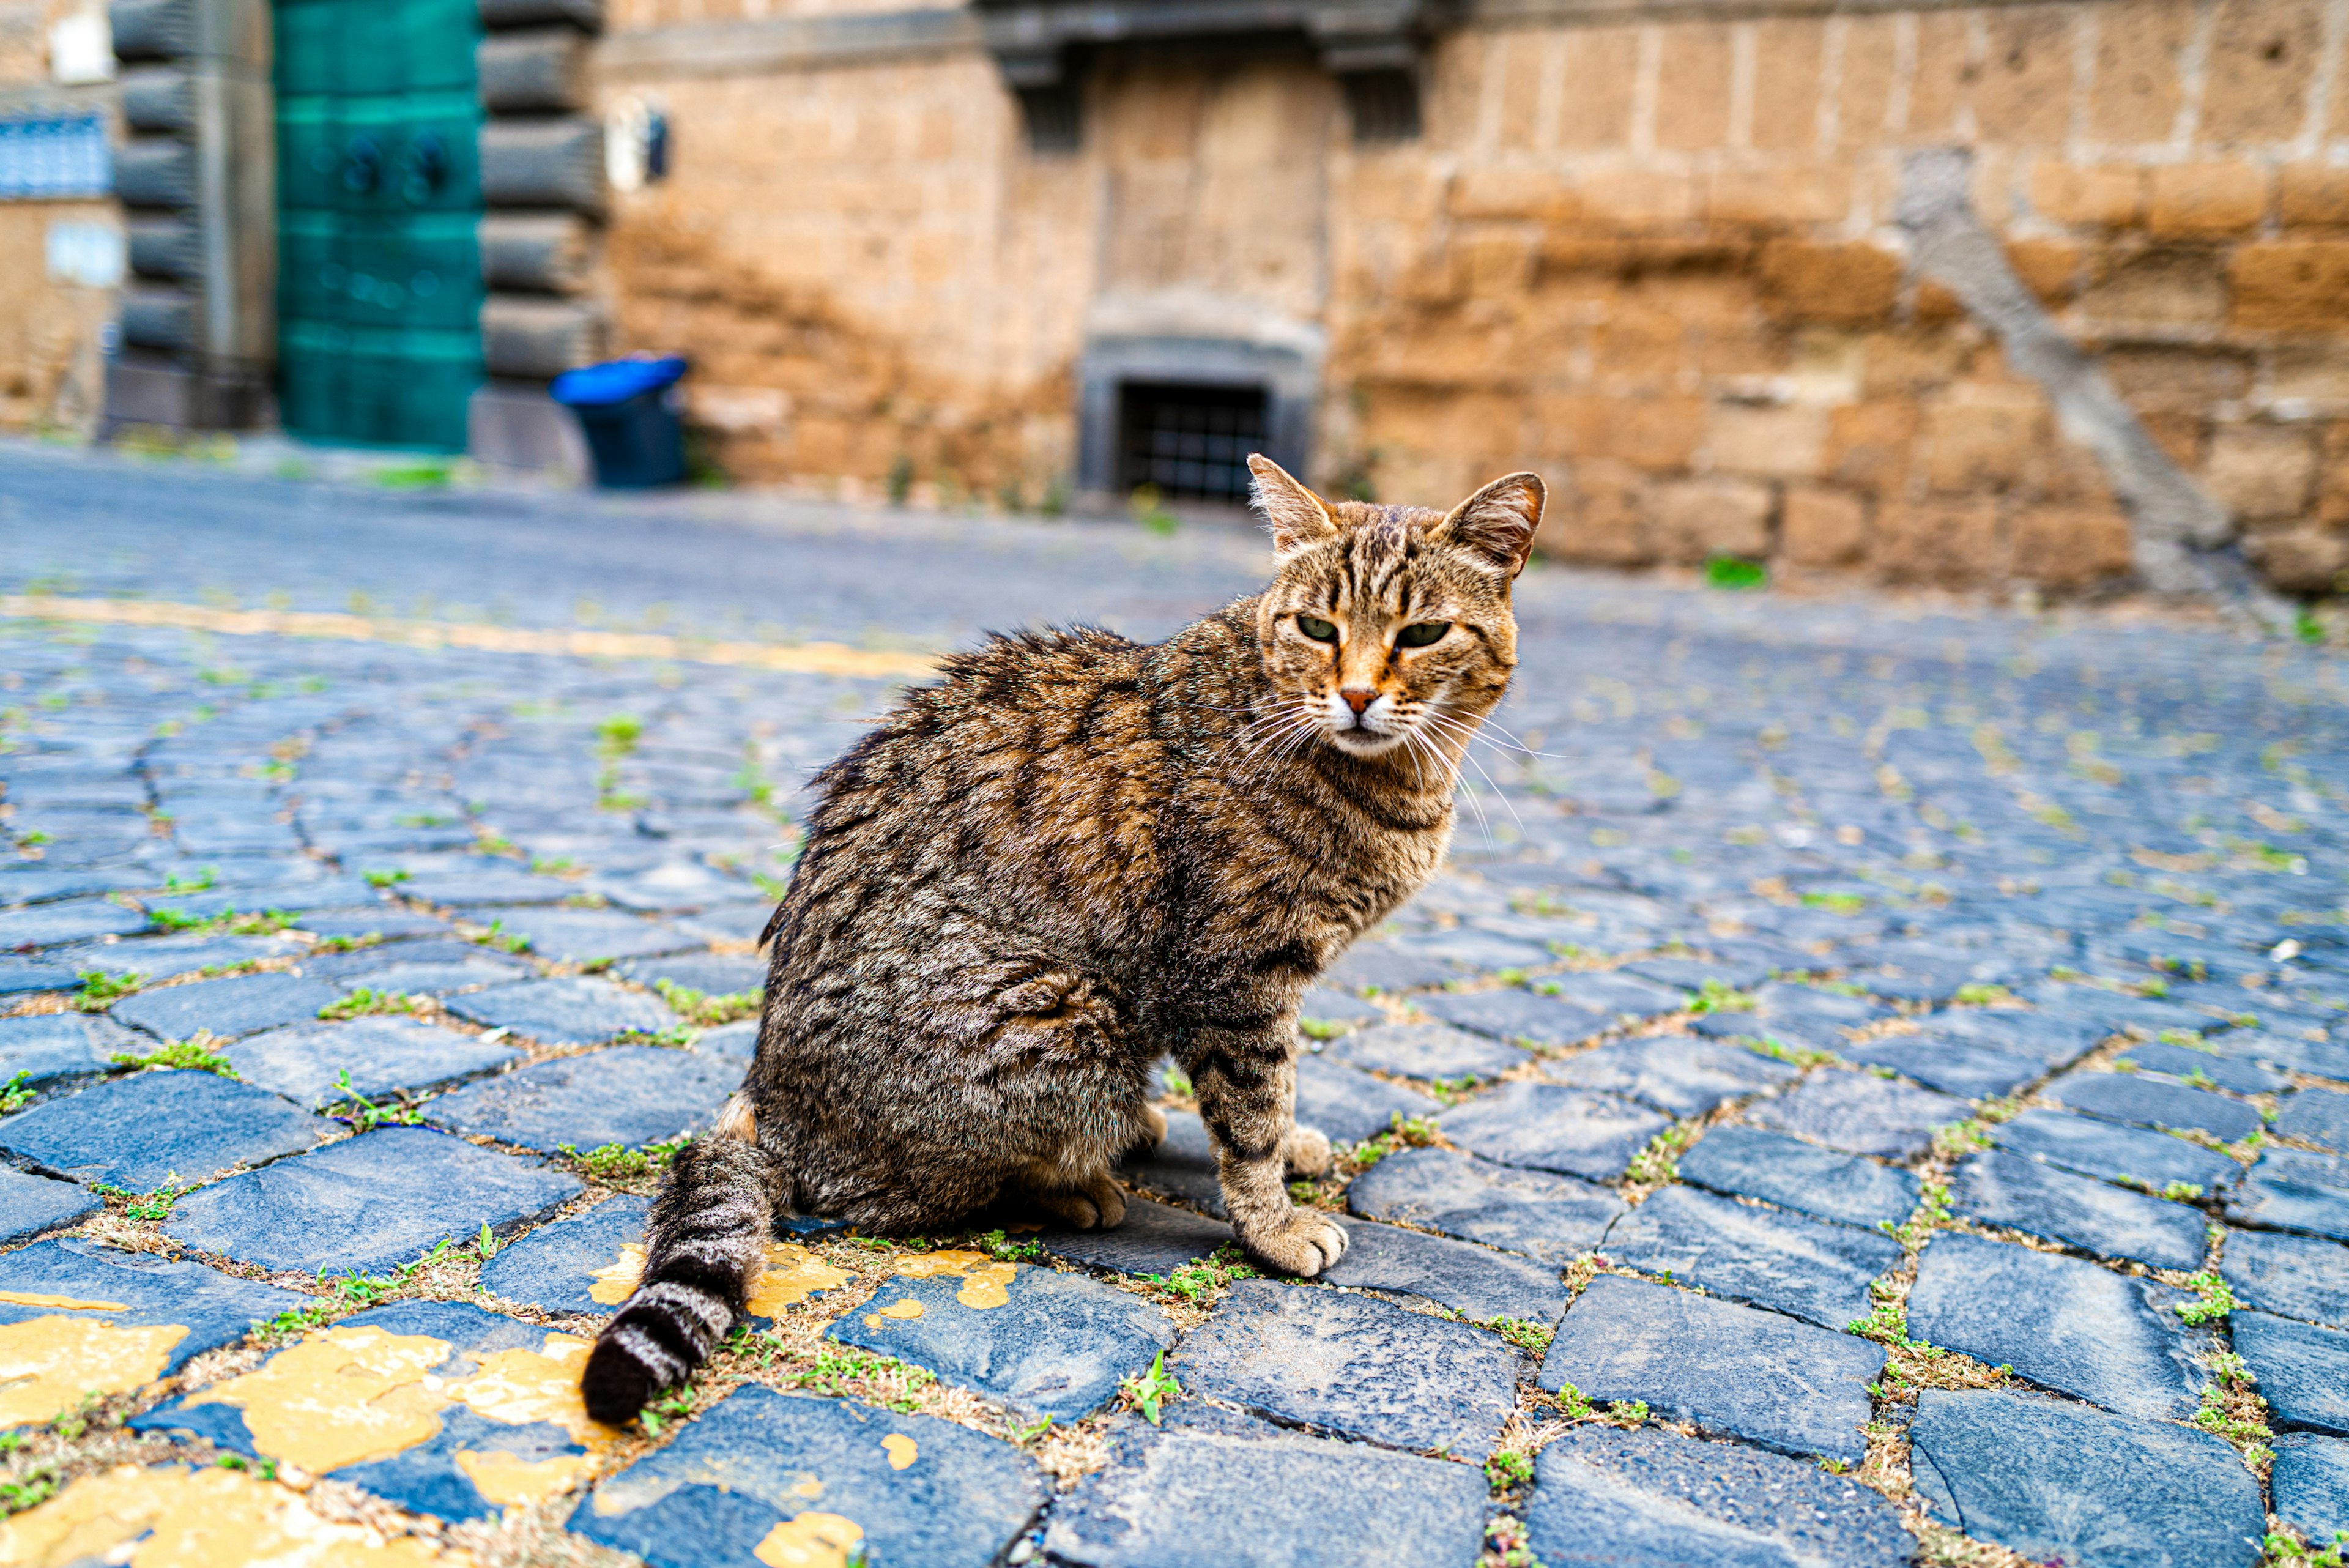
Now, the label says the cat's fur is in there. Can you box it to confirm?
[581,457,1545,1423]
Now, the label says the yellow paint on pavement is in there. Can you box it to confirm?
[183,1326,453,1473]
[753,1512,863,1568]
[0,1293,130,1312]
[889,1251,1017,1309]
[0,1463,467,1568]
[0,1318,187,1428]
[880,1434,918,1470]
[451,1447,592,1507]
[592,1242,848,1317]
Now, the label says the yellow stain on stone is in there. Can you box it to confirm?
[877,1299,924,1320]
[451,1448,593,1508]
[0,1292,130,1312]
[184,1326,453,1474]
[0,1463,468,1568]
[880,1434,917,1471]
[588,1243,848,1317]
[889,1250,1017,1309]
[445,1333,622,1454]
[0,1317,188,1428]
[752,1512,863,1568]
[791,1476,823,1499]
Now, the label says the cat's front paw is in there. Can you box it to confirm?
[1239,1206,1347,1277]
[1282,1123,1332,1179]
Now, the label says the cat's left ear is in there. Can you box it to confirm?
[1249,455,1341,560]
[1430,472,1545,578]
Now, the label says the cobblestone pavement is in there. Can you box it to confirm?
[0,446,2345,1568]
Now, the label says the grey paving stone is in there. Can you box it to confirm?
[1906,1232,2211,1422]
[2224,1228,2349,1329]
[0,1238,308,1395]
[572,1385,1046,1568]
[2234,1311,2349,1437]
[2279,1088,2349,1153]
[225,1016,521,1109]
[1838,1035,2044,1099]
[0,1009,139,1090]
[310,935,533,986]
[0,1165,98,1241]
[2114,1039,2287,1094]
[1620,956,1771,993]
[0,956,83,995]
[1389,928,1557,973]
[1438,1081,1672,1181]
[591,859,757,912]
[1297,985,1382,1028]
[440,975,678,1044]
[399,863,581,907]
[1294,1053,1443,1144]
[616,952,766,997]
[1041,1194,1233,1277]
[1321,940,1463,994]
[0,1068,327,1189]
[1542,1035,1798,1117]
[1915,1008,2106,1067]
[667,897,779,946]
[1526,1425,1913,1568]
[2228,1147,2349,1241]
[1531,972,1688,1027]
[1675,1125,1920,1232]
[2215,1028,2349,1080]
[1042,1405,1489,1568]
[1538,1274,1883,1465]
[145,875,382,920]
[691,1019,758,1063]
[2044,1069,2263,1142]
[1324,1023,1529,1082]
[1416,986,1610,1047]
[1907,1388,2265,1568]
[164,1125,583,1273]
[1989,1107,2244,1197]
[1953,1148,2210,1270]
[294,909,450,940]
[831,1261,1174,1420]
[1605,1184,1900,1329]
[1171,1278,1523,1457]
[75,934,294,979]
[1742,1071,1969,1161]
[480,1193,650,1313]
[467,905,701,963]
[2271,1432,2349,1548]
[108,970,343,1042]
[1345,1145,1622,1263]
[1121,1109,1226,1216]
[1744,981,1893,1033]
[0,897,149,948]
[1321,1214,1568,1323]
[424,1044,737,1154]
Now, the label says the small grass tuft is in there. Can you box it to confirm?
[72,970,140,1012]
[109,1033,237,1077]
[1118,1349,1181,1425]
[317,989,416,1022]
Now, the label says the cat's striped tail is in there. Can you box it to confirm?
[581,1097,774,1425]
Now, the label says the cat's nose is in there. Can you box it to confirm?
[1338,688,1375,716]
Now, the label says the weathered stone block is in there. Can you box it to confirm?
[1952,1148,2208,1270]
[1779,485,1869,567]
[1676,1125,1919,1232]
[2206,424,2318,520]
[1346,1146,1622,1263]
[1603,1184,1899,1328]
[1438,1082,1671,1182]
[1650,477,1774,565]
[0,1069,327,1191]
[2232,241,2349,332]
[1743,1070,1967,1160]
[424,1045,737,1154]
[2028,162,2143,228]
[2009,502,2136,589]
[2147,162,2269,237]
[1323,1214,1570,1323]
[1757,240,1901,325]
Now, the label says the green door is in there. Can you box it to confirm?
[275,0,482,450]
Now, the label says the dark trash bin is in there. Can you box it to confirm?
[551,355,688,488]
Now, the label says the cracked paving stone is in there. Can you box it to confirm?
[1742,1071,1969,1161]
[572,1384,1046,1568]
[1041,1195,1232,1277]
[480,1194,650,1313]
[1321,1213,1569,1323]
[2233,1312,2349,1437]
[0,1238,309,1424]
[1294,1054,1442,1145]
[2113,1040,2287,1095]
[1538,1274,1882,1465]
[1675,1125,1920,1232]
[1170,1278,1523,1458]
[1438,1081,1671,1182]
[2276,1088,2349,1153]
[1905,1233,2211,1422]
[1297,986,1382,1029]
[830,1260,1174,1421]
[1988,1107,2243,1198]
[1417,986,1614,1048]
[107,971,344,1042]
[440,976,678,1045]
[423,1044,738,1154]
[1602,1184,1901,1329]
[1526,972,1688,1028]
[1951,1148,2210,1271]
[2043,1070,2263,1143]
[1121,1110,1226,1216]
[616,952,766,997]
[225,1016,522,1109]
[0,1167,97,1243]
[1042,1403,1488,1568]
[1344,1145,1623,1263]
[165,1125,583,1274]
[0,1068,328,1189]
[1524,1424,1912,1568]
[1322,1023,1529,1082]
[132,1300,602,1523]
[0,1011,140,1091]
[0,898,152,948]
[2227,1147,2349,1241]
[1906,1388,2264,1568]
[1541,1036,1798,1118]
[2223,1229,2349,1329]
[1837,1035,2044,1100]
[466,905,702,964]
[2271,1433,2349,1547]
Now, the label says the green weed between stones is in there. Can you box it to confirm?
[327,1068,422,1130]
[317,988,417,1022]
[1743,1035,1837,1068]
[0,1072,32,1114]
[2179,1270,2238,1326]
[2266,1529,2349,1567]
[1483,1316,1554,1355]
[1879,1178,1955,1251]
[1545,1380,1647,1427]
[1625,1123,1697,1187]
[787,1345,937,1413]
[652,978,763,1027]
[72,970,139,1011]
[362,868,410,890]
[558,1137,690,1184]
[968,1228,1043,1262]
[1159,1063,1193,1097]
[109,1033,236,1077]
[1142,1244,1260,1304]
[1118,1350,1180,1425]
[147,907,295,937]
[91,1179,197,1222]
[1347,1112,1440,1171]
[1687,979,1756,1015]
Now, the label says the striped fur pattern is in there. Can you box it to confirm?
[582,457,1544,1421]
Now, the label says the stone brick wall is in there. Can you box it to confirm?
[0,0,115,438]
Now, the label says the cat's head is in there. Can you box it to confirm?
[1249,455,1544,761]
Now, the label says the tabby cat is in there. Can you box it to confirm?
[581,456,1545,1422]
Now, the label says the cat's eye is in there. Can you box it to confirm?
[1395,622,1451,648]
[1297,615,1340,644]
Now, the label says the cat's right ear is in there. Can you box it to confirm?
[1248,455,1340,560]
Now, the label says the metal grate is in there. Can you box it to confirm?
[1116,381,1267,502]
